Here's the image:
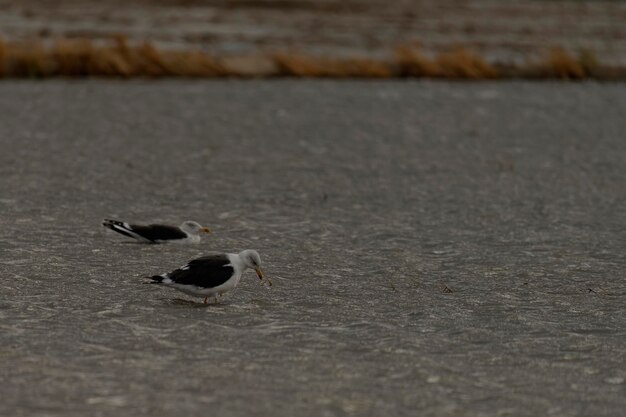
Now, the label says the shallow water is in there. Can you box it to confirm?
[0,81,625,416]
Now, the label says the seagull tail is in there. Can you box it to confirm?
[103,218,122,226]
[102,219,138,240]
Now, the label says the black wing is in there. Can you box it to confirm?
[167,255,234,288]
[130,224,187,241]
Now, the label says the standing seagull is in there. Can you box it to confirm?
[102,219,211,243]
[148,250,270,304]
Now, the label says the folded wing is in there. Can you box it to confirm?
[130,224,187,241]
[167,255,235,288]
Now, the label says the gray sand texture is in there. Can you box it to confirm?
[0,81,625,416]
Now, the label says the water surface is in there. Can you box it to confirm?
[0,81,624,416]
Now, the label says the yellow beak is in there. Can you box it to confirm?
[255,267,272,286]
[255,267,264,280]
[201,227,211,233]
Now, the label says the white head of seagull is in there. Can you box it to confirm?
[236,249,266,282]
[180,221,211,236]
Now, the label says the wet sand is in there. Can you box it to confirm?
[0,80,625,416]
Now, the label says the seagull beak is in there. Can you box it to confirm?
[255,267,272,286]
[255,267,264,280]
[201,227,211,233]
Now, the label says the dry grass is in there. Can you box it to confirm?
[0,36,622,80]
[272,53,392,78]
[395,45,498,79]
[0,36,225,78]
[435,48,498,79]
[531,47,586,79]
[394,45,440,77]
[0,39,5,77]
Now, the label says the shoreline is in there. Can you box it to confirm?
[2,37,625,80]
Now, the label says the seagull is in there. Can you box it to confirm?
[102,219,210,243]
[147,250,271,304]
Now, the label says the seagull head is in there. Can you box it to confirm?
[180,221,211,235]
[239,249,270,286]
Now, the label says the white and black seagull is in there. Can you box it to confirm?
[103,219,211,244]
[147,250,271,304]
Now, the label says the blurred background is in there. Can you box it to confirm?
[0,0,625,78]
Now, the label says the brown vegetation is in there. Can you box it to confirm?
[530,48,586,80]
[272,53,392,78]
[0,36,622,80]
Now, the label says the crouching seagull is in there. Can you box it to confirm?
[147,250,271,304]
[103,219,210,243]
